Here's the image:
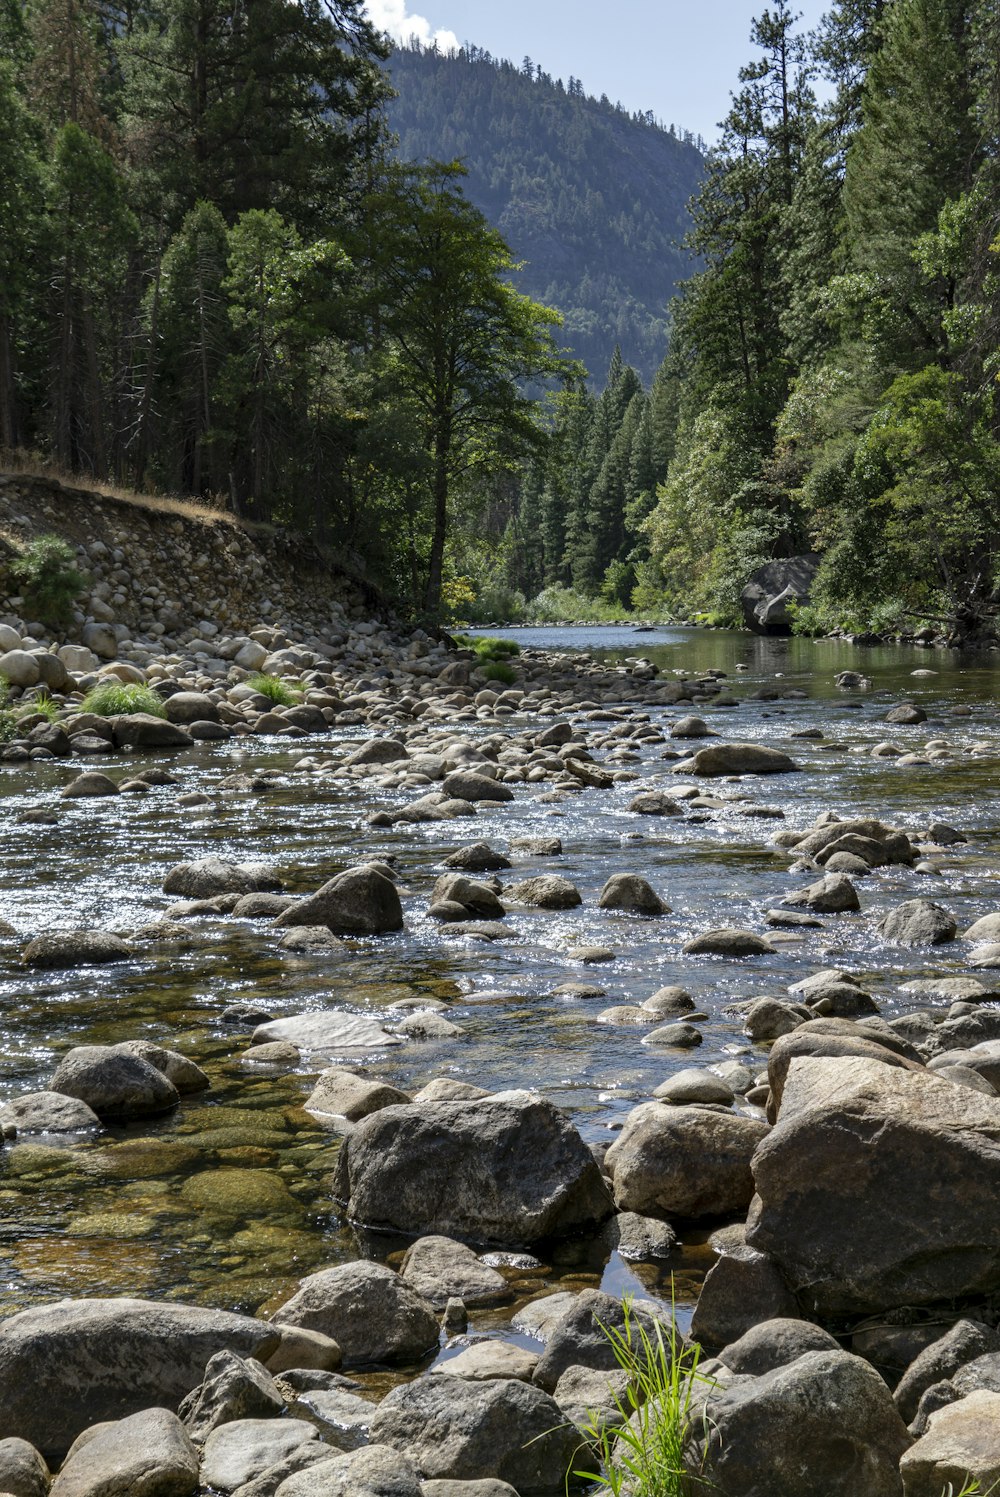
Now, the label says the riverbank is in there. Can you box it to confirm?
[2,594,1000,1490]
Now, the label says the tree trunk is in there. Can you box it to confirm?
[423,409,451,612]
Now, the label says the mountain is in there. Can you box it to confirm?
[386,43,705,384]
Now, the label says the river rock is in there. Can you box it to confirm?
[893,1321,1000,1425]
[180,1350,286,1443]
[878,899,957,946]
[201,1419,318,1494]
[612,1210,678,1259]
[683,744,799,776]
[747,1055,1000,1315]
[684,1349,910,1496]
[654,1068,735,1106]
[273,865,403,934]
[964,913,1000,943]
[899,1391,1000,1496]
[783,873,861,914]
[49,1407,198,1497]
[112,713,194,749]
[22,930,131,969]
[628,790,683,815]
[272,1445,422,1497]
[163,859,283,899]
[0,1297,279,1462]
[0,1090,101,1133]
[48,1045,179,1119]
[270,1261,439,1367]
[304,1068,410,1122]
[332,1090,612,1247]
[441,771,514,803]
[61,771,119,797]
[399,1236,509,1310]
[164,691,220,724]
[743,997,809,1042]
[0,649,39,687]
[442,844,511,872]
[532,1288,674,1393]
[505,875,581,909]
[597,873,669,915]
[683,929,775,957]
[113,1039,208,1093]
[604,1102,768,1219]
[431,875,505,919]
[0,1437,49,1497]
[433,1341,539,1382]
[690,1237,799,1350]
[367,1377,578,1491]
[421,1483,519,1497]
[764,1023,924,1114]
[715,1317,841,1376]
[252,1011,402,1055]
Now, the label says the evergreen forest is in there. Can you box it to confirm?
[386,43,705,384]
[2,0,999,640]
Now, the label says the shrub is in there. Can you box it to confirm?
[453,633,521,663]
[9,534,85,626]
[81,681,166,717]
[481,660,516,685]
[246,671,303,705]
[571,1295,713,1497]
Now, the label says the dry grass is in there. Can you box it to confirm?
[0,449,240,528]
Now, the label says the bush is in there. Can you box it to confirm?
[480,660,516,685]
[81,681,166,717]
[452,633,520,663]
[246,671,303,705]
[9,534,85,626]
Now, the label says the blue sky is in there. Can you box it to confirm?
[365,0,832,143]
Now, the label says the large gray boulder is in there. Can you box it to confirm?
[48,1045,180,1119]
[0,1437,49,1497]
[399,1236,509,1310]
[747,1056,1000,1315]
[893,1320,1000,1425]
[162,859,283,899]
[899,1390,1000,1496]
[270,1262,438,1367]
[684,1349,910,1495]
[740,555,819,635]
[0,1298,279,1462]
[878,899,957,946]
[111,714,194,749]
[273,1445,422,1497]
[531,1288,674,1393]
[604,1103,768,1220]
[201,1418,318,1494]
[22,931,131,969]
[332,1090,612,1248]
[179,1350,286,1444]
[48,1407,198,1497]
[368,1377,578,1492]
[273,865,403,935]
[683,744,799,776]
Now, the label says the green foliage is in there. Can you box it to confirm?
[246,672,302,705]
[9,534,84,624]
[81,682,167,717]
[480,660,516,685]
[571,1296,712,1496]
[452,634,520,664]
[386,43,704,383]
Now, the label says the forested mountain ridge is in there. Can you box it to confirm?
[386,44,705,383]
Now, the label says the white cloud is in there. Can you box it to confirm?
[365,0,459,52]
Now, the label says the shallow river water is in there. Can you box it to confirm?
[1,624,999,1374]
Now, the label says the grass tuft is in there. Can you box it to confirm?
[481,660,516,685]
[246,672,303,706]
[81,681,166,717]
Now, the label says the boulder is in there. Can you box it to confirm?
[685,1349,910,1496]
[894,1321,1000,1425]
[48,1407,198,1497]
[201,1419,318,1494]
[782,873,861,914]
[504,875,581,910]
[111,714,194,749]
[899,1391,1000,1497]
[0,649,40,687]
[81,622,117,659]
[333,1090,612,1248]
[399,1237,509,1310]
[441,772,514,803]
[164,692,221,725]
[48,1045,179,1119]
[628,790,683,815]
[112,1039,208,1094]
[878,899,957,946]
[163,859,283,899]
[251,1011,401,1055]
[716,1317,841,1376]
[532,1289,674,1393]
[0,1298,279,1463]
[433,1342,538,1382]
[431,875,505,919]
[683,744,799,776]
[741,556,819,636]
[604,1103,768,1219]
[22,932,131,969]
[270,1262,438,1367]
[597,874,669,915]
[272,1445,422,1497]
[0,1090,101,1133]
[367,1377,578,1492]
[0,1437,49,1497]
[747,1056,1000,1315]
[179,1350,285,1443]
[273,865,403,935]
[442,844,511,873]
[690,1238,799,1351]
[682,928,776,957]
[304,1068,409,1122]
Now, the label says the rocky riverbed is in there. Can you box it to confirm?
[2,597,1000,1495]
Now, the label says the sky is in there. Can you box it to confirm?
[364,0,831,144]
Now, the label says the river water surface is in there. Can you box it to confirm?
[1,625,998,1362]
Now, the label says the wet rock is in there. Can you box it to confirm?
[743,997,810,1042]
[368,1377,577,1492]
[180,1350,286,1443]
[412,1079,488,1103]
[894,1321,1000,1425]
[23,930,131,970]
[49,1045,179,1119]
[641,986,695,1018]
[201,1419,318,1494]
[399,1237,509,1310]
[748,1056,1000,1315]
[276,927,347,954]
[509,836,563,856]
[333,1090,612,1248]
[430,875,505,919]
[232,893,297,918]
[111,713,194,749]
[163,859,283,899]
[716,1317,841,1376]
[0,1091,101,1133]
[653,1069,735,1106]
[271,1444,422,1497]
[442,844,511,872]
[433,1342,539,1382]
[642,1022,703,1047]
[61,771,119,798]
[290,1387,373,1449]
[0,1297,279,1463]
[627,790,683,815]
[690,1238,799,1351]
[612,1210,678,1260]
[421,1482,518,1497]
[782,873,861,914]
[505,875,581,910]
[597,873,669,915]
[878,899,957,946]
[49,1407,198,1497]
[685,1350,910,1497]
[964,913,1000,943]
[274,865,403,935]
[683,929,776,957]
[304,1068,410,1122]
[683,744,799,776]
[345,737,408,766]
[886,702,927,724]
[270,1262,439,1367]
[900,1391,1000,1496]
[532,1288,673,1393]
[0,1436,49,1497]
[441,771,514,803]
[113,1040,209,1093]
[605,1102,768,1219]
